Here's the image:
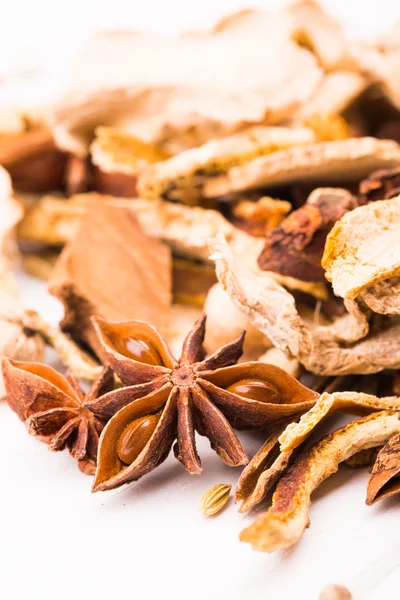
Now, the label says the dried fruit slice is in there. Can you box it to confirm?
[138,126,316,199]
[322,196,400,313]
[279,391,400,453]
[235,422,294,513]
[204,138,400,198]
[211,235,400,375]
[240,411,400,552]
[366,432,400,504]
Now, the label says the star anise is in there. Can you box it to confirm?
[2,359,114,474]
[85,315,318,492]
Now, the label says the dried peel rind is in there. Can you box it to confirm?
[91,126,170,175]
[211,235,400,375]
[279,391,400,453]
[235,422,294,513]
[322,196,400,304]
[54,7,323,156]
[366,432,400,504]
[240,411,400,552]
[359,277,400,315]
[137,126,316,199]
[203,138,400,198]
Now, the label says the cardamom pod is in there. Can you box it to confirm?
[200,483,231,517]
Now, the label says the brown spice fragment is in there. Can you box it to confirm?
[366,432,400,504]
[49,200,172,353]
[358,166,400,204]
[2,359,114,474]
[92,168,138,197]
[240,411,400,552]
[0,128,67,193]
[85,315,318,491]
[258,187,356,282]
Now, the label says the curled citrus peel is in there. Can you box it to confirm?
[240,411,400,552]
[279,391,400,452]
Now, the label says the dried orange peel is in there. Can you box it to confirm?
[279,391,400,453]
[235,422,293,513]
[240,411,400,552]
[322,196,400,310]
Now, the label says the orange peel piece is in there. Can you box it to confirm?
[240,411,400,552]
[279,391,400,452]
[322,196,400,304]
[235,422,294,513]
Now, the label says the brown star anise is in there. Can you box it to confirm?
[85,315,318,492]
[2,359,114,474]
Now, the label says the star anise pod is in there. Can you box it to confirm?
[2,359,114,474]
[85,315,318,492]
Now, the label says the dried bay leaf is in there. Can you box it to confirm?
[49,200,172,352]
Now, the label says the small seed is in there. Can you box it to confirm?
[117,413,161,465]
[319,584,352,600]
[200,483,231,517]
[226,378,280,404]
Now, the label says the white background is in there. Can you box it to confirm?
[2,2,400,599]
